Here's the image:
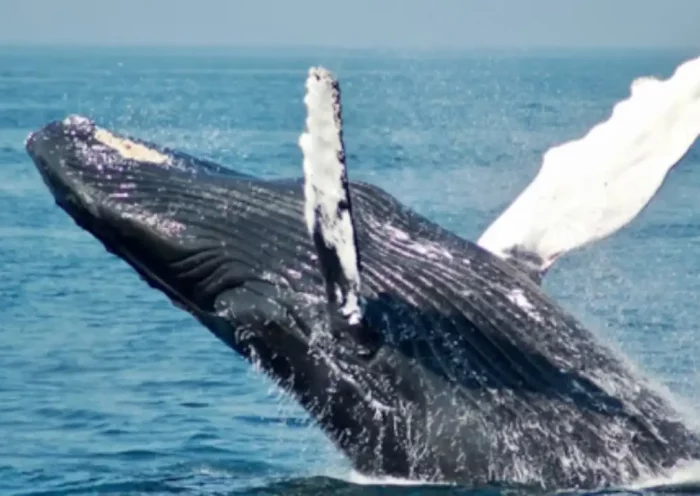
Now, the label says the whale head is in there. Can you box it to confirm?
[25,114,339,342]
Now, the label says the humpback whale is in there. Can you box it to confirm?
[25,55,700,490]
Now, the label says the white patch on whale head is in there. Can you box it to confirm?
[94,128,171,165]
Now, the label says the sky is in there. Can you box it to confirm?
[1,0,700,49]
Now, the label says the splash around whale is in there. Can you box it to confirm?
[25,54,700,490]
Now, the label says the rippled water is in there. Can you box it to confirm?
[2,46,700,495]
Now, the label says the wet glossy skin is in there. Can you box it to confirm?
[26,117,700,490]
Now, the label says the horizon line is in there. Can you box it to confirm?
[1,42,698,52]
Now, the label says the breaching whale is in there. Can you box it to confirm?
[25,55,700,490]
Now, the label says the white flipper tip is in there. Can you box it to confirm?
[341,293,363,326]
[301,67,343,167]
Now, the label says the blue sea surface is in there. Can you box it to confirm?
[1,46,700,495]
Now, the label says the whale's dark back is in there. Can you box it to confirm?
[27,123,700,490]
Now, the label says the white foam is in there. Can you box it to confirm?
[478,54,700,275]
[344,470,451,487]
[630,460,700,490]
[326,462,700,491]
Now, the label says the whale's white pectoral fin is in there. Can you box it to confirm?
[299,67,364,327]
[478,54,700,282]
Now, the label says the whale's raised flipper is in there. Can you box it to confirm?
[298,67,365,334]
[478,54,700,282]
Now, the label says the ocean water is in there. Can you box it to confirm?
[2,46,700,495]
